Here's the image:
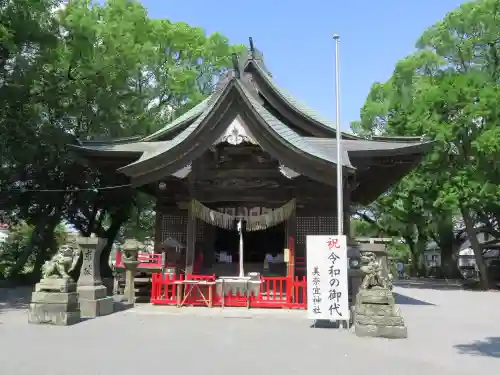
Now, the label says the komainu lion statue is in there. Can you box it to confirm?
[42,245,80,280]
[360,252,392,290]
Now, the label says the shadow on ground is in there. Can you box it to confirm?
[0,286,32,314]
[309,320,351,329]
[394,279,464,291]
[393,292,435,306]
[454,337,500,358]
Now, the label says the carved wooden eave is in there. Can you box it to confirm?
[171,164,192,179]
[279,164,301,179]
[195,178,280,190]
[351,152,429,204]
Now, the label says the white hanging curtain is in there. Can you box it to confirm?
[191,199,296,231]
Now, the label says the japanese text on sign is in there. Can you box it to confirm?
[311,266,322,315]
[306,235,349,321]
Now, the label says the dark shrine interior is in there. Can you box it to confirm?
[213,222,285,263]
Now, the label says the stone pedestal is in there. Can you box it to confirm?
[77,237,114,318]
[354,288,408,339]
[28,278,80,325]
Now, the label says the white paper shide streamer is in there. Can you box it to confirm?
[190,199,296,231]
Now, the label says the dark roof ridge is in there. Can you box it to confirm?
[371,135,427,143]
[79,136,142,146]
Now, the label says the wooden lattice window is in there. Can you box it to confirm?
[318,216,337,235]
[296,216,338,244]
[196,219,204,242]
[296,217,317,244]
[161,214,188,244]
[160,214,204,245]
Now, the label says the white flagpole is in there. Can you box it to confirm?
[333,34,343,236]
[237,220,244,277]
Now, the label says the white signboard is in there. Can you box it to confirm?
[306,235,349,321]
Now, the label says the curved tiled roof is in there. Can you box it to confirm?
[114,78,358,187]
[72,75,431,176]
[70,40,433,203]
[142,98,210,141]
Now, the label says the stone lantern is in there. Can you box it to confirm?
[121,239,141,305]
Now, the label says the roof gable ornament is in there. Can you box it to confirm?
[216,118,257,146]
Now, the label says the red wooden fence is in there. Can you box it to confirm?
[151,274,307,309]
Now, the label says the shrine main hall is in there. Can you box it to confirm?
[72,39,432,277]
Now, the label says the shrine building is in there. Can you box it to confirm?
[71,38,432,284]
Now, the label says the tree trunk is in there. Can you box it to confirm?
[30,232,57,282]
[68,245,84,282]
[29,204,64,280]
[7,230,42,280]
[403,236,418,276]
[440,242,461,279]
[416,234,428,276]
[7,210,51,279]
[70,212,128,281]
[461,206,489,290]
[100,218,124,278]
[30,219,62,282]
[433,217,460,278]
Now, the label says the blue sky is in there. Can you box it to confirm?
[140,0,465,131]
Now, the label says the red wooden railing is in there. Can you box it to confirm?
[287,236,305,274]
[150,274,307,309]
[114,251,163,269]
[295,257,306,273]
[287,276,307,308]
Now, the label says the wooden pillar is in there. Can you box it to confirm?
[185,201,196,275]
[286,208,297,279]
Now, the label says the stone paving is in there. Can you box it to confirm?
[0,283,499,375]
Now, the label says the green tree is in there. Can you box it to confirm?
[0,222,67,279]
[0,0,245,279]
[354,0,500,288]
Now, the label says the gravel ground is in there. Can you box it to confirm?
[0,283,498,375]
